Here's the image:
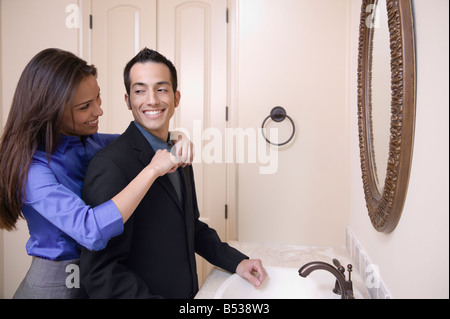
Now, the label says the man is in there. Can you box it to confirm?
[80,48,266,298]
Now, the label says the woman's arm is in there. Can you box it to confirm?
[24,151,178,250]
[102,130,193,223]
[111,149,177,223]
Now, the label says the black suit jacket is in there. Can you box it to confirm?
[80,122,247,299]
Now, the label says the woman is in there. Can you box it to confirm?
[0,48,190,298]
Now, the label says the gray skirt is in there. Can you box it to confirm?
[13,257,87,299]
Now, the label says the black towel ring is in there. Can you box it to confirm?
[261,106,295,147]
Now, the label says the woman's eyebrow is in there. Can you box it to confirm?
[73,88,100,107]
[73,98,94,107]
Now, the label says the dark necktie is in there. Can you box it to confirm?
[166,141,183,204]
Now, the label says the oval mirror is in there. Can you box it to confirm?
[357,0,416,233]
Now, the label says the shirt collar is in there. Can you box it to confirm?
[57,134,83,153]
[57,133,102,154]
[133,121,170,152]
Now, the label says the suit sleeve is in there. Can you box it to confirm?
[80,154,162,299]
[194,220,249,273]
[186,167,249,273]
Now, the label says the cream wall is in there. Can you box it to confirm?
[1,0,80,124]
[235,0,351,247]
[348,0,449,298]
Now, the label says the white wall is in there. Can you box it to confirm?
[1,0,80,298]
[1,0,80,125]
[235,0,351,247]
[348,0,449,299]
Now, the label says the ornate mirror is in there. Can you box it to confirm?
[357,0,416,232]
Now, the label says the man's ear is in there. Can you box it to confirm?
[175,91,181,108]
[125,94,132,110]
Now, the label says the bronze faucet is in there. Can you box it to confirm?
[298,258,355,299]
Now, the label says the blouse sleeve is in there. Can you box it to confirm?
[24,159,124,251]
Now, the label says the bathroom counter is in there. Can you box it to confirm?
[195,241,370,299]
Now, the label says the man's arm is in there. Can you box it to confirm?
[186,166,267,287]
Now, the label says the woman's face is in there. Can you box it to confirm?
[61,75,103,138]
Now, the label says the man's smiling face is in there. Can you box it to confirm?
[125,62,180,141]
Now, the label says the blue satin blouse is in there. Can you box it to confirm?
[21,133,124,261]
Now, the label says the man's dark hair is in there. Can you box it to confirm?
[123,48,178,95]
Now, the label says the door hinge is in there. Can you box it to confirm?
[225,204,228,220]
[226,8,229,23]
[89,14,93,29]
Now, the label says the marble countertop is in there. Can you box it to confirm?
[195,241,370,299]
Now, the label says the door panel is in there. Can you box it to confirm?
[157,0,228,241]
[157,0,228,283]
[91,0,157,134]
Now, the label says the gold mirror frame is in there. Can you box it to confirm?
[357,0,416,233]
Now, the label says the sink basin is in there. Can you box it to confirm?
[213,266,363,299]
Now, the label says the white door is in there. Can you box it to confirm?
[157,0,228,281]
[91,0,157,134]
[88,0,229,284]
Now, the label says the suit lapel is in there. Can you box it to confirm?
[126,123,185,214]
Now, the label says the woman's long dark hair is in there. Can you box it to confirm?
[0,48,97,230]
